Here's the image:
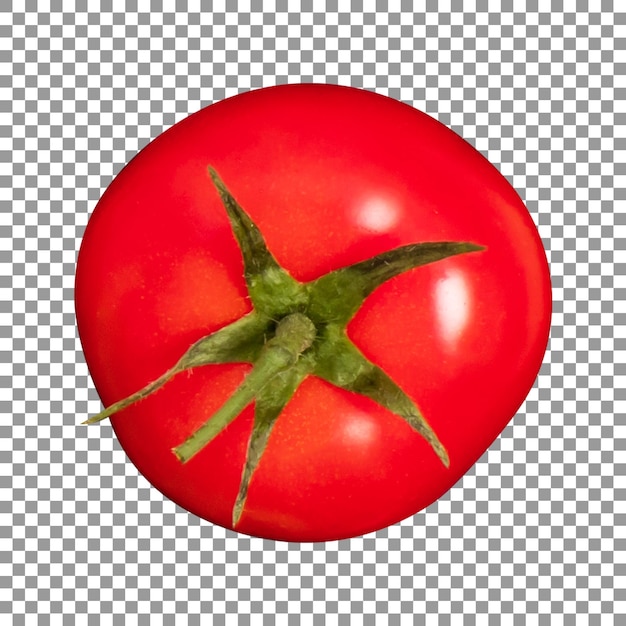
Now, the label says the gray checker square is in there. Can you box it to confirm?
[1,2,623,624]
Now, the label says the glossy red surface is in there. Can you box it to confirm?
[75,84,551,541]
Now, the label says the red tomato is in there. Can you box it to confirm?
[75,84,551,542]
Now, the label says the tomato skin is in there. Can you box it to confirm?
[75,84,551,542]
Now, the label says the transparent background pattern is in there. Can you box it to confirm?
[3,3,623,624]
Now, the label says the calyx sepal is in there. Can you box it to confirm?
[84,167,485,527]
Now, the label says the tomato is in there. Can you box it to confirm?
[75,84,551,542]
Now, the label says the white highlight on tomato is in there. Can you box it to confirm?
[340,412,379,449]
[354,197,401,233]
[434,269,470,348]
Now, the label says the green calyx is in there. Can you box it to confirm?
[84,166,485,528]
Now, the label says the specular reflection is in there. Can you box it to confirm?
[434,269,470,349]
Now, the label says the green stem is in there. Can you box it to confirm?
[172,313,316,463]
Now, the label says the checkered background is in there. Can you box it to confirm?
[2,2,623,623]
